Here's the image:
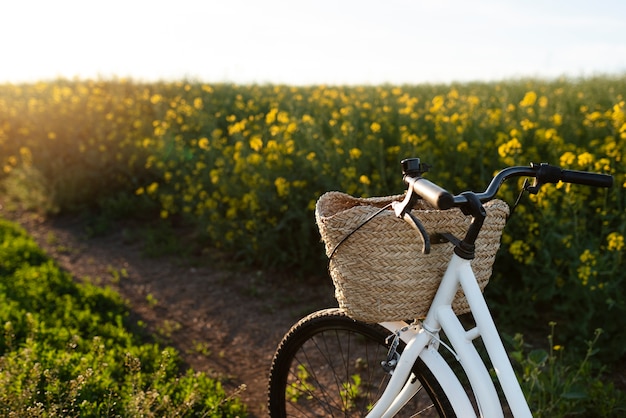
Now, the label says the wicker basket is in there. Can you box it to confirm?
[315,192,509,323]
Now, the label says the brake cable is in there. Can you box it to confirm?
[509,178,533,221]
[328,203,393,260]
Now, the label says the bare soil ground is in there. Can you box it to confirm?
[3,209,336,417]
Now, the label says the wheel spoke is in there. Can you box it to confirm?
[268,309,456,417]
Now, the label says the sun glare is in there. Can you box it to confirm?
[1,0,625,85]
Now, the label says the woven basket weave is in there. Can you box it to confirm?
[315,192,509,323]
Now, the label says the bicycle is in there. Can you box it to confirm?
[267,157,613,417]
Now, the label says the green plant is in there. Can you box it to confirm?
[286,364,316,403]
[189,340,212,356]
[340,373,363,412]
[1,164,59,214]
[156,319,182,340]
[0,217,246,417]
[107,264,129,284]
[508,323,626,417]
[146,293,159,308]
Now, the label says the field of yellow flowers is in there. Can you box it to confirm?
[1,76,625,362]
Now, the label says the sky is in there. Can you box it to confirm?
[1,0,625,86]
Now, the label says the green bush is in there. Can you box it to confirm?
[0,218,246,417]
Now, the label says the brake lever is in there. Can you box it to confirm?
[525,177,542,195]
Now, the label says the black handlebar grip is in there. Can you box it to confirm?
[536,164,613,188]
[560,169,613,188]
[410,177,455,210]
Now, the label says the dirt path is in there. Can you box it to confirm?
[6,210,336,417]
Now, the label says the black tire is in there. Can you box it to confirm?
[268,308,456,417]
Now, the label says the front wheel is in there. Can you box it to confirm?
[267,308,456,417]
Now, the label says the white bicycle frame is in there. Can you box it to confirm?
[367,252,533,418]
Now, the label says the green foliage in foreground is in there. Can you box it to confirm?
[507,324,625,417]
[0,217,246,417]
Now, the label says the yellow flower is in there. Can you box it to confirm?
[246,153,262,165]
[209,169,220,184]
[227,120,246,135]
[19,147,32,161]
[430,95,444,113]
[520,119,537,131]
[198,137,210,150]
[509,240,533,264]
[594,158,611,172]
[146,182,159,195]
[245,220,256,232]
[269,125,281,136]
[359,175,371,185]
[559,151,576,166]
[249,135,263,151]
[577,264,592,286]
[467,95,480,107]
[519,91,537,107]
[349,148,362,159]
[579,249,595,264]
[226,206,237,219]
[577,152,593,167]
[498,138,522,158]
[277,111,290,124]
[370,122,381,133]
[286,122,297,134]
[607,232,624,251]
[265,108,278,124]
[274,177,289,197]
[586,111,603,122]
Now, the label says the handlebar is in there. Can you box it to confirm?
[401,158,613,210]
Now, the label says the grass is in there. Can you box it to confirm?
[0,217,246,417]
